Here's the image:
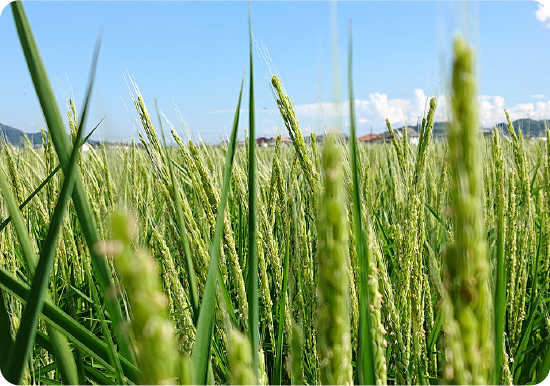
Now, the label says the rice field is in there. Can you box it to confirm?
[1,2,549,385]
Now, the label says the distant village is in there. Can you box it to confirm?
[251,126,526,148]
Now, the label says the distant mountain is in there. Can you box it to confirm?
[0,123,43,146]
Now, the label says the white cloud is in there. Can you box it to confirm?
[0,1,10,13]
[478,96,550,126]
[293,90,449,133]
[290,91,549,134]
[531,94,546,99]
[535,0,550,28]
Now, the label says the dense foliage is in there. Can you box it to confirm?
[1,2,549,385]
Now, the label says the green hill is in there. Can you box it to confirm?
[494,118,550,138]
[0,123,44,146]
[395,119,549,138]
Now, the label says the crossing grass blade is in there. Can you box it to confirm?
[84,363,116,385]
[348,23,376,385]
[246,8,260,383]
[10,1,134,364]
[2,40,101,382]
[0,121,99,233]
[3,97,86,385]
[0,266,140,383]
[193,73,244,385]
[0,164,61,233]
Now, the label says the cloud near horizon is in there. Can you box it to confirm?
[535,0,550,28]
[289,90,550,135]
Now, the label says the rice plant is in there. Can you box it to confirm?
[1,2,549,386]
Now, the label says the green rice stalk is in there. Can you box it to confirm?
[506,169,518,321]
[155,101,201,324]
[271,75,318,200]
[290,321,304,385]
[188,142,248,329]
[267,135,282,227]
[273,222,291,386]
[256,233,275,348]
[442,37,492,385]
[506,110,534,355]
[544,129,550,294]
[492,126,507,384]
[110,211,179,385]
[385,119,404,176]
[3,145,24,204]
[152,229,196,354]
[366,223,388,385]
[424,271,437,377]
[228,328,255,385]
[316,135,353,385]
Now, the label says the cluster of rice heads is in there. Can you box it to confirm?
[1,2,550,385]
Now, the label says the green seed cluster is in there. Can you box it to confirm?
[316,135,353,385]
[443,37,491,385]
[110,211,179,385]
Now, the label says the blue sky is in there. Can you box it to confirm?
[0,1,549,143]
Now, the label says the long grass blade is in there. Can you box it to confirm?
[0,266,140,383]
[246,8,260,383]
[3,100,85,384]
[192,73,245,385]
[10,1,134,364]
[348,23,376,385]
